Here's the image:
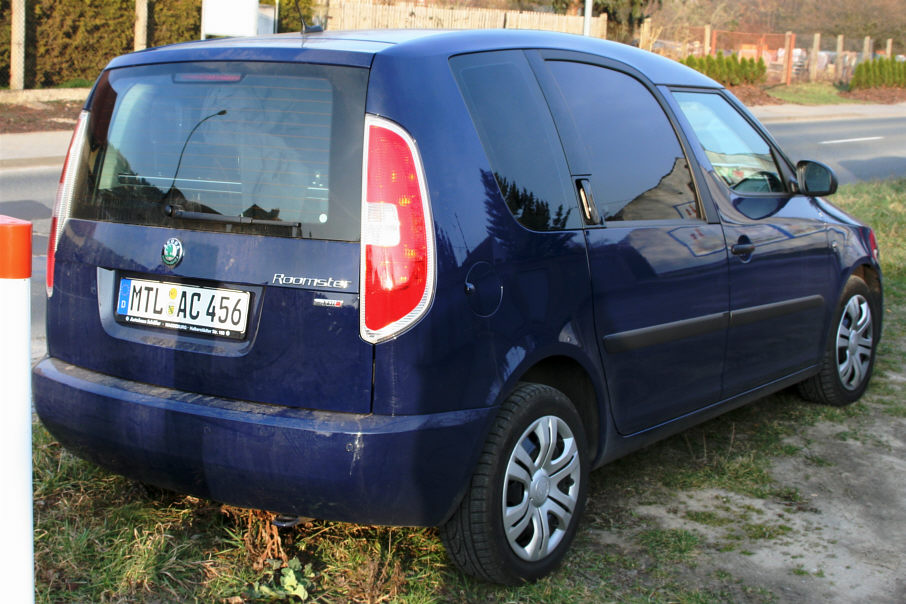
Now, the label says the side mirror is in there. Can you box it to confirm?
[796,160,838,197]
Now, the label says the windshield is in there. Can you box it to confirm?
[73,61,368,240]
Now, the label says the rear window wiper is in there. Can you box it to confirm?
[164,204,302,229]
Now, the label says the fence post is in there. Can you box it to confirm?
[809,33,820,82]
[783,31,795,86]
[639,17,651,51]
[835,34,844,81]
[710,26,717,56]
[10,0,25,90]
[135,0,148,51]
[862,36,872,61]
[886,38,893,58]
[704,24,711,56]
[0,216,34,604]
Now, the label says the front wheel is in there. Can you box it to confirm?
[799,276,880,406]
[441,383,588,584]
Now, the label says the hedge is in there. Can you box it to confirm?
[2,0,312,88]
[680,52,766,87]
[850,57,906,90]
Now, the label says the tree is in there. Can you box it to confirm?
[552,1,662,41]
[595,0,662,34]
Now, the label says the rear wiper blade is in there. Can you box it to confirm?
[165,204,301,229]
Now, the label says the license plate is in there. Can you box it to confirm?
[116,277,250,339]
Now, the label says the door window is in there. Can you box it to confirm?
[672,91,786,194]
[546,61,701,222]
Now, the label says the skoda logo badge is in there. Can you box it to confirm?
[162,237,184,267]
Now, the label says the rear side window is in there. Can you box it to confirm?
[546,61,701,222]
[74,61,368,240]
[451,51,581,231]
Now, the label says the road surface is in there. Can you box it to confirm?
[765,116,906,185]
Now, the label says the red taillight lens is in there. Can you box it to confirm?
[360,116,435,343]
[47,110,90,297]
[868,229,879,262]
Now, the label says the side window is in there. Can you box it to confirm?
[451,51,581,231]
[672,91,785,194]
[546,61,701,222]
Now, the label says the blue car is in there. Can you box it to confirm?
[33,29,883,583]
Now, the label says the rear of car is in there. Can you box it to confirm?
[33,36,493,526]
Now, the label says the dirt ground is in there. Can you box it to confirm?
[630,404,905,602]
[0,100,83,134]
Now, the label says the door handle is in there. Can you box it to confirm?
[731,242,756,256]
[576,179,600,225]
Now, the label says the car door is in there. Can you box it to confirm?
[532,54,730,436]
[670,91,834,397]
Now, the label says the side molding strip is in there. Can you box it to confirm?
[603,295,825,353]
[604,311,729,353]
[728,295,824,328]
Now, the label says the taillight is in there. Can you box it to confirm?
[47,110,90,297]
[360,116,435,344]
[868,229,880,262]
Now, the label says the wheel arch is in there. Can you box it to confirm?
[517,355,602,461]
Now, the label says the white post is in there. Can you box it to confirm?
[583,0,592,37]
[0,216,34,604]
[135,0,149,51]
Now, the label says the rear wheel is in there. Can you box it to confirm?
[799,276,879,406]
[441,383,588,584]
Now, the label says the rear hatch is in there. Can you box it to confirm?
[46,59,373,413]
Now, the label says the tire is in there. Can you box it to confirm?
[799,276,879,406]
[441,383,589,584]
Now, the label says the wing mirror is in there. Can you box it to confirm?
[796,160,838,197]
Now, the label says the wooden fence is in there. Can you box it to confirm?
[324,1,607,38]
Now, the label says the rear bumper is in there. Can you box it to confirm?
[33,357,494,526]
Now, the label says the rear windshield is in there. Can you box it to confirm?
[73,61,367,240]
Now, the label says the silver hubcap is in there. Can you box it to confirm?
[836,294,873,391]
[503,415,581,562]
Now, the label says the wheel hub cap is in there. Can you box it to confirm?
[502,415,582,562]
[836,293,873,391]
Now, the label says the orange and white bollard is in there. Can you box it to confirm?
[0,215,34,602]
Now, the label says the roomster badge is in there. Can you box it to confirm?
[162,237,184,267]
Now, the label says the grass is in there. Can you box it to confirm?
[764,82,863,105]
[33,180,906,602]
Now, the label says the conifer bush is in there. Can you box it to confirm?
[680,52,766,87]
[850,57,906,90]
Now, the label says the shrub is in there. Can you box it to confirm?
[850,57,906,90]
[680,52,766,87]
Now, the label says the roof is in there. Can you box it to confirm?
[105,29,719,88]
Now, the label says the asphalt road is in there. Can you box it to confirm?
[764,116,906,185]
[1,112,905,360]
